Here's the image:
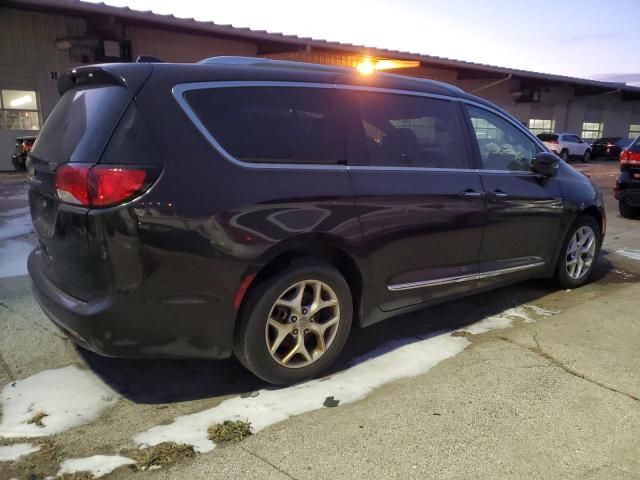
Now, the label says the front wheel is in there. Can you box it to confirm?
[583,150,591,163]
[554,215,601,289]
[234,259,353,385]
[619,200,640,219]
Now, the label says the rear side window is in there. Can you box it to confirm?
[31,85,131,165]
[351,92,467,168]
[184,87,345,165]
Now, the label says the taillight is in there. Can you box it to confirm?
[620,149,640,165]
[55,164,152,207]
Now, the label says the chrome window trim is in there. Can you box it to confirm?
[172,80,546,173]
[172,81,347,171]
[387,261,546,291]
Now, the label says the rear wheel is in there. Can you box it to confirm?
[554,215,601,289]
[560,149,569,162]
[619,200,640,219]
[234,259,353,385]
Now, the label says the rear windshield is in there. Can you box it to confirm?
[31,85,131,165]
[537,133,558,141]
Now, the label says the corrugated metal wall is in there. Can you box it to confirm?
[0,7,86,170]
[262,51,457,82]
[127,25,257,63]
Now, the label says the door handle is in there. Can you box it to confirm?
[459,189,485,198]
[492,190,510,198]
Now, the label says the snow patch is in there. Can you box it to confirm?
[0,239,33,278]
[460,305,558,335]
[133,303,560,453]
[0,211,33,241]
[0,207,30,217]
[0,443,40,461]
[616,249,640,261]
[57,455,136,478]
[134,333,470,453]
[0,366,118,438]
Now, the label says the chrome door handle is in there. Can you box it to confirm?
[492,191,509,198]
[460,190,485,198]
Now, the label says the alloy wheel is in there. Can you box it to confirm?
[265,279,340,368]
[565,226,596,280]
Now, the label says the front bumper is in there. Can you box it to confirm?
[28,249,235,359]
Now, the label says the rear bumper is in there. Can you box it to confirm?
[591,149,619,159]
[614,173,640,207]
[28,249,235,359]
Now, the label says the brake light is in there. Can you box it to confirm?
[55,164,150,207]
[620,149,640,165]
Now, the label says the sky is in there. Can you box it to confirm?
[86,0,640,85]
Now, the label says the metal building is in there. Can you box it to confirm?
[2,0,640,170]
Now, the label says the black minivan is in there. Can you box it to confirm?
[27,57,605,384]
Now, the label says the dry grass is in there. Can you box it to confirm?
[130,442,196,471]
[208,420,252,444]
[0,439,60,479]
[27,411,48,427]
[57,473,95,480]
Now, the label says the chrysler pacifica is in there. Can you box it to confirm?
[27,57,605,384]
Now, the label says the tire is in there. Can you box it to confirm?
[554,215,601,289]
[560,150,569,162]
[583,150,591,163]
[234,258,353,385]
[619,200,640,219]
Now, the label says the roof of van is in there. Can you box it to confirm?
[66,56,504,117]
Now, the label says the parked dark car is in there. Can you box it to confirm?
[591,137,633,160]
[615,136,640,218]
[27,58,605,384]
[11,135,36,171]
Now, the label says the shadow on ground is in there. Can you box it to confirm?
[78,254,631,405]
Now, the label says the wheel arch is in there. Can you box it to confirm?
[581,205,603,234]
[239,237,367,329]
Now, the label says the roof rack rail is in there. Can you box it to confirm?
[197,56,350,72]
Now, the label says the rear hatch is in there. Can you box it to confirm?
[591,137,620,153]
[621,138,640,180]
[28,64,152,300]
[537,133,559,152]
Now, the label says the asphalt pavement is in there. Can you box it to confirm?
[0,160,639,480]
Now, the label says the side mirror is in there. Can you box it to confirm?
[531,152,559,177]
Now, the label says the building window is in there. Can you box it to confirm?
[528,118,555,135]
[0,89,40,130]
[629,124,640,139]
[581,122,603,140]
[471,117,499,141]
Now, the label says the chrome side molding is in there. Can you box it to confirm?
[387,261,545,291]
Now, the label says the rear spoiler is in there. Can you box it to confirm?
[57,63,153,96]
